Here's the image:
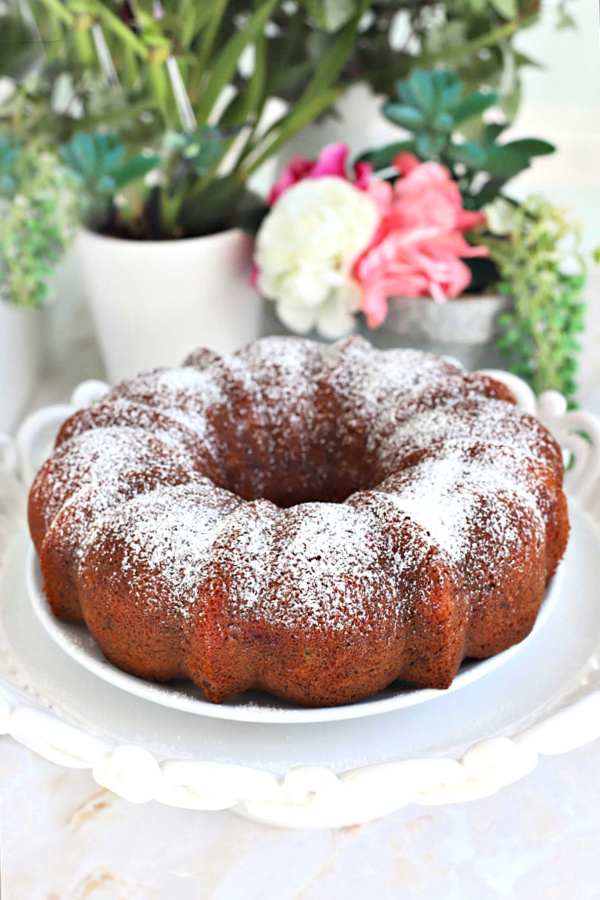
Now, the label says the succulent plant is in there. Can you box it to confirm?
[360,69,555,208]
[59,132,160,199]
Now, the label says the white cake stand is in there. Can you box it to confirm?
[0,373,599,828]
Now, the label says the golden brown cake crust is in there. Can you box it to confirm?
[28,336,569,707]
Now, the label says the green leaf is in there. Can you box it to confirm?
[60,133,125,185]
[484,145,530,177]
[482,122,507,145]
[431,71,461,109]
[299,1,368,106]
[179,173,245,235]
[394,78,416,107]
[449,90,498,124]
[446,141,488,167]
[194,0,279,126]
[190,129,226,174]
[195,0,228,73]
[501,139,555,157]
[432,111,454,133]
[357,141,417,171]
[112,155,160,189]
[305,0,357,31]
[383,104,427,131]
[408,70,437,115]
[221,33,268,129]
[180,0,217,47]
[415,133,445,158]
[491,0,518,18]
[96,174,118,195]
[514,51,543,69]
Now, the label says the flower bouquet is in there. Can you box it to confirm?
[254,141,489,338]
[254,69,590,399]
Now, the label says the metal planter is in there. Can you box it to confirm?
[359,294,511,371]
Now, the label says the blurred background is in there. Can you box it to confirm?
[0,0,600,429]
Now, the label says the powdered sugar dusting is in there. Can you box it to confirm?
[376,395,558,473]
[82,482,242,614]
[373,444,545,563]
[34,334,564,648]
[37,426,196,530]
[109,366,228,443]
[262,503,395,631]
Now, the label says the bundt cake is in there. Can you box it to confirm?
[28,336,569,707]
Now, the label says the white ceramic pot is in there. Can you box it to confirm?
[0,302,43,435]
[77,228,261,383]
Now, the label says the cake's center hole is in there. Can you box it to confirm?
[225,450,376,509]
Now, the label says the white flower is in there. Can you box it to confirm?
[255,177,379,339]
[484,197,518,236]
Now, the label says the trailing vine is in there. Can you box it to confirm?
[0,136,78,308]
[484,196,589,402]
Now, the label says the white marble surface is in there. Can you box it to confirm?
[2,735,600,899]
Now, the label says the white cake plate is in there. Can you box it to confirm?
[25,545,564,725]
[0,373,599,828]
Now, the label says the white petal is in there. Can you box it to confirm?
[283,270,329,308]
[276,299,316,335]
[315,295,356,340]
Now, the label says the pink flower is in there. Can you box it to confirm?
[261,147,489,334]
[356,231,488,328]
[387,152,487,234]
[268,143,374,205]
[354,153,489,328]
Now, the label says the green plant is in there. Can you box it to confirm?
[0,135,78,307]
[60,133,160,198]
[483,196,588,401]
[10,0,379,237]
[5,0,576,238]
[59,131,160,232]
[360,69,555,208]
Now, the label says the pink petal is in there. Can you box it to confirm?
[361,283,390,328]
[249,261,260,290]
[429,281,448,303]
[353,160,373,190]
[310,143,349,179]
[393,152,421,176]
[365,180,393,217]
[456,208,487,232]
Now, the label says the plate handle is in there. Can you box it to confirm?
[15,380,110,485]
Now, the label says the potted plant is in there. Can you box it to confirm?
[8,0,572,381]
[252,138,497,353]
[253,68,591,390]
[9,0,408,381]
[334,68,553,370]
[0,132,77,432]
